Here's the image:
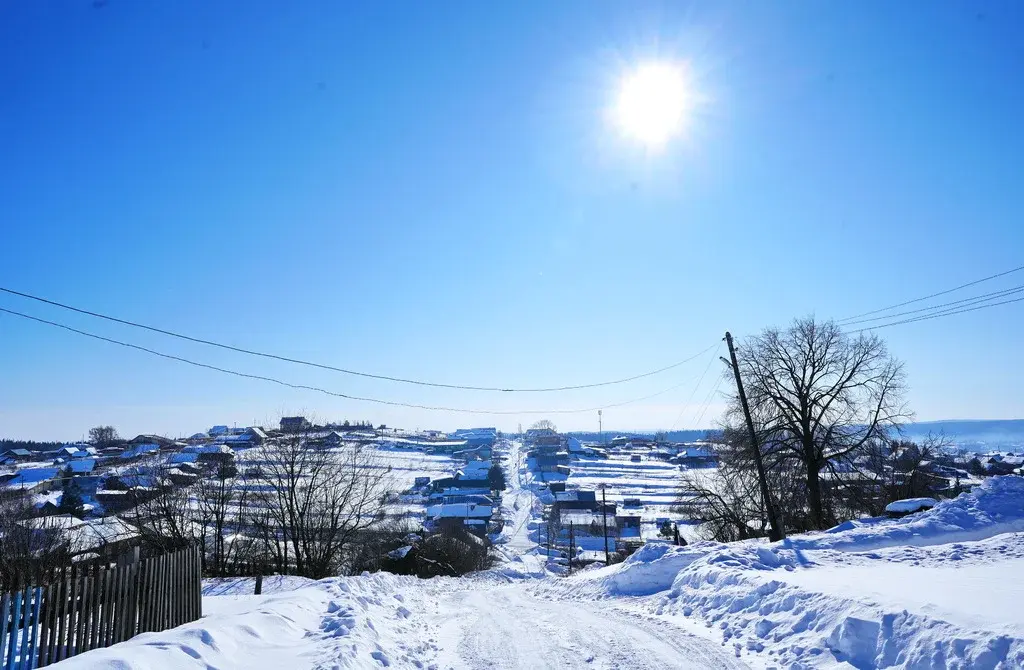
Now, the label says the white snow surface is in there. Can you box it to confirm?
[884,497,938,514]
[48,462,1024,670]
[557,476,1024,669]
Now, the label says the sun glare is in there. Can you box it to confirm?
[614,62,695,149]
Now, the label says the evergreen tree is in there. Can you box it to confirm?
[487,464,506,492]
[58,470,85,517]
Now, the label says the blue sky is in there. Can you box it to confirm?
[2,1,1022,440]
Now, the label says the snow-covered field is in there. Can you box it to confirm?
[46,450,1024,669]
[566,454,708,542]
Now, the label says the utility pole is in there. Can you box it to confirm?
[601,485,610,565]
[568,521,575,575]
[724,332,785,542]
[598,410,602,444]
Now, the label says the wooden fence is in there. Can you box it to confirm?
[0,544,202,669]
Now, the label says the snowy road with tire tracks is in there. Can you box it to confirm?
[427,584,749,670]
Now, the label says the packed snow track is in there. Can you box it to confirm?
[432,586,748,670]
[53,573,750,670]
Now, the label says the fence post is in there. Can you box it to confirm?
[0,593,10,669]
[194,546,203,621]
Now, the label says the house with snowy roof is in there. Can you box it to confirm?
[425,502,493,535]
[4,467,60,493]
[1,448,36,464]
[65,459,97,475]
[280,416,311,433]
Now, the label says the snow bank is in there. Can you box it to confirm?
[53,573,448,670]
[791,475,1024,553]
[53,581,333,669]
[602,542,714,596]
[666,547,1024,669]
[656,478,1024,668]
[571,476,1024,668]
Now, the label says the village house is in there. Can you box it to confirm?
[525,427,557,444]
[4,467,60,494]
[128,434,177,449]
[280,416,311,433]
[425,502,494,536]
[1,448,37,464]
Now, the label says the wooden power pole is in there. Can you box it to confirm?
[601,485,610,565]
[725,332,785,542]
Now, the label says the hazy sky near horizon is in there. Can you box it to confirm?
[2,2,1023,441]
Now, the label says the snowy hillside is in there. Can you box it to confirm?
[47,451,1024,670]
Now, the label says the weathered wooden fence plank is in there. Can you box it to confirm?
[38,584,51,669]
[57,568,71,663]
[24,586,42,670]
[15,586,30,670]
[86,565,100,653]
[173,551,181,627]
[2,547,201,667]
[0,593,10,670]
[104,566,116,648]
[139,559,152,635]
[6,589,23,670]
[72,568,88,657]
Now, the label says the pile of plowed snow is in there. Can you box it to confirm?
[590,476,1024,669]
[52,572,447,670]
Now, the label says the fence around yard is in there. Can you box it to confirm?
[0,544,202,669]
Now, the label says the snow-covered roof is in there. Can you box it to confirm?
[5,467,59,489]
[426,503,493,519]
[32,490,63,509]
[68,517,139,554]
[885,497,939,514]
[167,452,199,464]
[66,459,97,474]
[387,545,414,560]
[120,444,160,459]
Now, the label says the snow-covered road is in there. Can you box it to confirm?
[492,440,546,576]
[431,585,749,670]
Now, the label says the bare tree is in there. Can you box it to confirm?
[680,430,806,541]
[0,496,72,589]
[122,468,200,552]
[248,435,393,578]
[88,425,120,448]
[195,463,250,576]
[730,317,910,529]
[529,420,557,432]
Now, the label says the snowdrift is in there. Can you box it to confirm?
[592,476,1024,668]
[789,476,1024,554]
[51,573,446,670]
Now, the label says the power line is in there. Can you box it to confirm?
[840,284,1024,327]
[845,294,1024,333]
[669,344,721,431]
[693,376,725,430]
[0,287,715,393]
[838,263,1024,323]
[0,307,703,416]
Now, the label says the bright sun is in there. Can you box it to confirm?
[614,62,695,149]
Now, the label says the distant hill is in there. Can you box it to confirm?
[567,420,1024,453]
[900,420,1024,452]
[566,430,709,444]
